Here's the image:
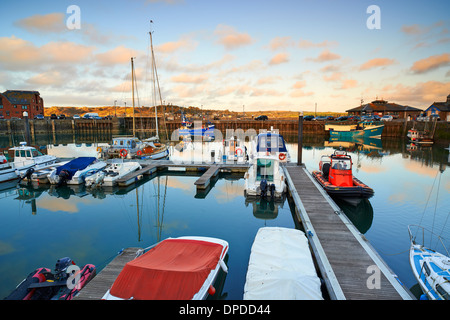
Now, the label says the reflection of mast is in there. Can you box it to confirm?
[154,175,168,242]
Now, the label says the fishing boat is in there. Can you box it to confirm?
[7,142,58,176]
[47,157,107,186]
[85,161,142,188]
[407,128,434,145]
[102,236,229,300]
[100,136,169,160]
[4,257,96,300]
[312,149,374,198]
[178,114,215,138]
[325,121,384,139]
[408,225,450,300]
[243,227,323,300]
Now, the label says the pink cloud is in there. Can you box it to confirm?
[298,39,337,49]
[410,53,450,73]
[95,46,139,66]
[269,53,289,65]
[359,58,396,70]
[214,25,253,50]
[308,49,341,62]
[15,13,65,33]
[171,73,209,84]
[269,36,295,51]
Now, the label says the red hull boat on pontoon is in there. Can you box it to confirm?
[312,149,374,199]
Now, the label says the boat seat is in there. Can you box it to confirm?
[322,163,330,179]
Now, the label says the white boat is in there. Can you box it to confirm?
[0,154,20,183]
[85,161,142,188]
[249,129,290,163]
[47,157,107,186]
[244,227,323,300]
[8,142,58,175]
[102,236,229,300]
[244,154,286,199]
[222,136,247,163]
[408,225,450,300]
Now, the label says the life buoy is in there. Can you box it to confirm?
[136,150,143,156]
[119,149,128,157]
[279,153,286,161]
[235,148,243,156]
[96,146,102,153]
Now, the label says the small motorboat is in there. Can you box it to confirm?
[244,155,286,200]
[407,128,434,145]
[312,149,374,198]
[102,236,229,300]
[244,227,323,300]
[47,157,107,186]
[325,121,384,139]
[4,257,96,300]
[408,225,450,300]
[85,161,142,188]
[249,129,290,163]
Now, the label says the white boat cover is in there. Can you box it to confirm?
[244,227,323,300]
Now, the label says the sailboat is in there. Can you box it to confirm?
[100,27,169,160]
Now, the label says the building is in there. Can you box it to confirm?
[423,94,450,121]
[0,90,44,119]
[346,99,422,119]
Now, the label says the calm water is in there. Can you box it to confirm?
[0,132,449,299]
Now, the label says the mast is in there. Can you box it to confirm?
[149,30,159,138]
[131,57,136,137]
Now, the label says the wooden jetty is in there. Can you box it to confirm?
[74,248,142,300]
[283,164,413,300]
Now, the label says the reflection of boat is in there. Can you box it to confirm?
[326,121,384,139]
[85,161,142,188]
[312,149,374,198]
[4,257,96,300]
[408,225,450,300]
[243,227,323,300]
[326,135,382,151]
[244,196,286,220]
[47,157,107,186]
[332,197,373,234]
[102,236,229,300]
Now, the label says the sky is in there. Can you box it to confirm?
[0,0,449,113]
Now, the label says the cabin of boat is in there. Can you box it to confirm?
[312,149,374,198]
[8,142,57,171]
[252,131,290,163]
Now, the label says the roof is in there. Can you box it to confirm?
[346,99,422,113]
[109,239,224,300]
[2,90,40,105]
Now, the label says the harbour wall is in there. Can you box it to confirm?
[1,117,449,142]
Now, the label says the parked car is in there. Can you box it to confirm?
[255,115,268,121]
[348,116,360,121]
[381,115,393,121]
[325,116,334,121]
[429,114,441,121]
[313,116,327,121]
[0,115,4,120]
[59,114,66,119]
[34,114,44,120]
[73,114,80,119]
[335,116,348,121]
[50,114,57,119]
[303,115,314,121]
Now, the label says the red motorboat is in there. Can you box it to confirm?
[312,149,374,198]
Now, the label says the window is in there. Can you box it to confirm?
[20,150,26,157]
[0,105,3,109]
[26,150,31,158]
[22,105,27,109]
[31,149,42,157]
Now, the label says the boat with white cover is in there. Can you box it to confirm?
[47,157,107,186]
[85,161,142,187]
[244,227,323,300]
[408,225,450,300]
[7,142,58,175]
[102,236,229,300]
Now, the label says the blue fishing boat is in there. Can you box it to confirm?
[326,121,384,139]
[178,114,215,138]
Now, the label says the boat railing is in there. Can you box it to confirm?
[408,224,449,257]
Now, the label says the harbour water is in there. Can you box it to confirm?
[0,132,449,300]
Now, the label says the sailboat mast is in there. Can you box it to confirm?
[149,31,159,138]
[131,57,136,137]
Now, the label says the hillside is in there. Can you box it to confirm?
[44,106,346,119]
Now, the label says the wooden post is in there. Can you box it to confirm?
[297,114,303,165]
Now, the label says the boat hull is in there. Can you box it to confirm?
[312,170,374,198]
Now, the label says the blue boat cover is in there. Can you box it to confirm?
[56,157,96,179]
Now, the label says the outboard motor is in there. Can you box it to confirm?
[260,179,268,198]
[19,167,35,182]
[54,257,75,281]
[57,169,70,187]
[269,183,276,199]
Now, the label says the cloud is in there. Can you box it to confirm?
[214,25,253,50]
[298,39,337,49]
[171,73,209,84]
[156,36,197,54]
[290,81,313,97]
[380,80,450,105]
[269,36,295,51]
[401,24,425,35]
[410,53,450,74]
[339,79,358,89]
[308,49,341,62]
[269,53,289,65]
[359,58,396,71]
[323,72,343,82]
[14,13,65,33]
[95,45,139,66]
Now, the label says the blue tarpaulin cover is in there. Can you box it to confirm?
[56,157,96,179]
